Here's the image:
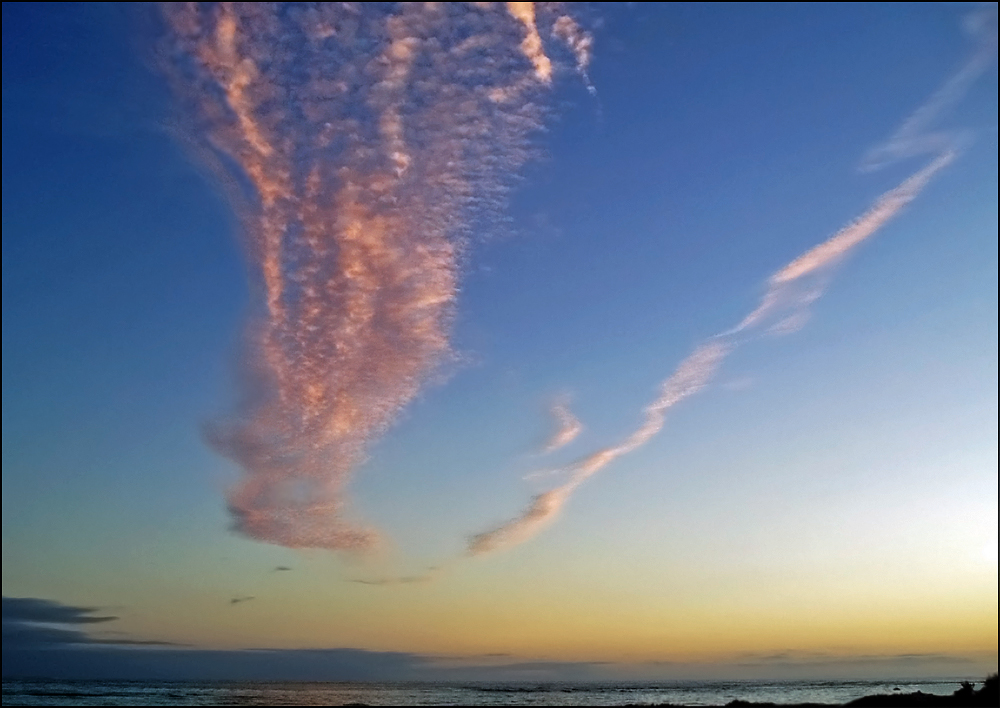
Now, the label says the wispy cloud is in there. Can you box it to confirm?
[552,15,596,95]
[736,650,982,669]
[506,2,553,84]
[160,3,592,553]
[721,376,754,392]
[468,155,953,558]
[859,4,997,172]
[2,597,117,625]
[540,398,583,454]
[470,342,728,555]
[726,150,955,338]
[350,575,433,587]
[2,597,176,649]
[348,564,449,587]
[467,6,994,557]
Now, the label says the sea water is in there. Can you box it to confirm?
[1,678,969,706]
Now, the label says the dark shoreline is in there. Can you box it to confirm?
[637,674,999,707]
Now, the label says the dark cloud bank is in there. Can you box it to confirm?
[1,597,609,681]
[3,597,993,682]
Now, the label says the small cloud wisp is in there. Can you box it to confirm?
[541,398,583,454]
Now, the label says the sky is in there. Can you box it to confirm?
[2,2,997,682]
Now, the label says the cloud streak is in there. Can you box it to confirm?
[2,597,177,649]
[470,341,729,554]
[552,15,596,95]
[541,398,583,453]
[727,149,955,338]
[468,157,954,557]
[467,7,994,557]
[160,3,591,552]
[2,597,117,626]
[507,2,553,84]
[859,4,996,172]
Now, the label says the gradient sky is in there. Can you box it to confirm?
[2,3,997,681]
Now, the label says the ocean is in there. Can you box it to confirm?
[0,678,970,706]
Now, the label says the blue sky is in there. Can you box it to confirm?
[2,2,996,680]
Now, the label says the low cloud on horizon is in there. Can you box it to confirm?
[2,597,994,682]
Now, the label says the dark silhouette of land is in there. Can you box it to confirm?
[636,674,999,707]
[843,674,999,707]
